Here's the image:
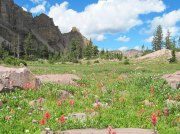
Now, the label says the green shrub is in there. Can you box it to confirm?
[123,58,130,65]
[169,50,176,63]
[94,60,100,63]
[3,57,27,66]
[87,61,91,65]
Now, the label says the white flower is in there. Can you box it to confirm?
[17,107,22,110]
[45,128,50,131]
[6,106,10,109]
[25,130,29,133]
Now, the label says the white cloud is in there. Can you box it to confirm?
[90,34,106,41]
[147,9,180,36]
[48,0,165,39]
[118,46,128,51]
[145,36,153,43]
[30,1,47,14]
[117,36,130,42]
[22,7,27,12]
[134,46,141,50]
[30,0,45,4]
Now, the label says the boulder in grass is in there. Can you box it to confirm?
[162,71,180,89]
[0,66,41,92]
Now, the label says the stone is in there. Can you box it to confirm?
[144,100,154,107]
[52,128,154,134]
[59,90,73,99]
[37,74,80,86]
[0,66,41,92]
[162,71,180,89]
[93,102,108,108]
[29,98,45,106]
[69,113,86,120]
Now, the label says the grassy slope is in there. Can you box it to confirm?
[0,61,180,134]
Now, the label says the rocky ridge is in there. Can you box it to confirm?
[0,0,89,53]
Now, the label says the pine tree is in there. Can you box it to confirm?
[24,33,32,56]
[141,44,145,52]
[152,25,163,51]
[165,30,172,49]
[84,39,93,59]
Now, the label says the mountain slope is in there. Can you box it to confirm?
[0,0,89,54]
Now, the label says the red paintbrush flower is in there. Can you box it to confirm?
[112,131,117,134]
[163,107,169,117]
[175,94,179,101]
[60,115,65,124]
[40,118,45,125]
[150,87,154,95]
[45,112,50,119]
[69,100,75,106]
[151,113,157,126]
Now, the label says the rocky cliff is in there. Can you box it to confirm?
[0,0,88,53]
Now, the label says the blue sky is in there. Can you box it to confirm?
[14,0,180,51]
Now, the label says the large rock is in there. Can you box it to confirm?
[162,71,180,89]
[0,66,41,92]
[37,74,80,86]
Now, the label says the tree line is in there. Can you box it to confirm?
[152,25,180,51]
[0,33,123,63]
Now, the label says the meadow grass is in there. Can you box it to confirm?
[0,60,180,134]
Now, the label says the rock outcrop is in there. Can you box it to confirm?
[162,71,180,89]
[0,0,89,53]
[0,66,41,92]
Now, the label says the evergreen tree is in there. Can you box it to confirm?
[172,38,176,50]
[178,37,180,48]
[165,30,172,49]
[24,33,32,56]
[141,44,145,52]
[84,39,93,59]
[152,25,163,51]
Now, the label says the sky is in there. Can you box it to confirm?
[14,0,180,51]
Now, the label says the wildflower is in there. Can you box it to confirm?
[85,107,89,113]
[163,107,169,117]
[10,109,15,114]
[91,108,95,113]
[168,95,172,100]
[6,106,10,109]
[57,100,62,106]
[17,107,22,110]
[60,115,65,124]
[151,113,157,126]
[140,107,145,113]
[156,110,161,116]
[45,128,51,132]
[150,87,154,95]
[69,100,75,106]
[175,94,179,101]
[40,118,45,125]
[25,130,29,133]
[120,96,124,103]
[0,100,3,107]
[45,112,50,119]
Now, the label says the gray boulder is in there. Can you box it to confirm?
[162,71,180,89]
[0,66,41,92]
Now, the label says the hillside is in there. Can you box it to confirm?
[137,49,180,61]
[0,0,89,54]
